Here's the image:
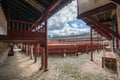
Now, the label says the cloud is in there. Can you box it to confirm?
[80,24,83,27]
[48,0,90,37]
[71,23,78,28]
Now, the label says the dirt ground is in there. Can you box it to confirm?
[0,50,118,80]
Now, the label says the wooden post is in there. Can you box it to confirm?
[116,26,119,48]
[8,0,10,31]
[12,21,14,30]
[44,20,48,71]
[90,27,93,61]
[97,32,99,53]
[111,15,115,52]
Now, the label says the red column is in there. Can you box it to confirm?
[90,28,93,61]
[44,20,48,71]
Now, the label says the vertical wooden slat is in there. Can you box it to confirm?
[90,28,93,61]
[44,20,48,71]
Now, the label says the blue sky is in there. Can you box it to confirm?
[48,0,90,37]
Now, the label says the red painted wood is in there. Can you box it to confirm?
[10,19,34,24]
[88,17,119,39]
[47,41,103,56]
[89,26,112,40]
[77,3,116,19]
[30,0,62,31]
[44,20,48,71]
[0,35,44,40]
[90,28,93,61]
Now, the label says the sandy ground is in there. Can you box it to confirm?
[0,50,118,80]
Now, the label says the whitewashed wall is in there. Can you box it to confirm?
[0,5,7,35]
[77,0,111,14]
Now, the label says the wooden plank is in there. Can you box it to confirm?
[29,0,62,31]
[88,17,120,39]
[0,35,44,40]
[110,0,120,4]
[77,3,116,19]
[89,26,112,40]
[90,28,93,61]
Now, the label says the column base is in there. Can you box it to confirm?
[39,67,44,70]
[44,68,49,72]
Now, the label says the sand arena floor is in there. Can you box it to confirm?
[0,50,118,80]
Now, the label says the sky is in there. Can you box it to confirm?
[48,0,90,37]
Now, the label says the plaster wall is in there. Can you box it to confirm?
[0,5,7,35]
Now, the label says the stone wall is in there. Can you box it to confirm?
[0,42,9,65]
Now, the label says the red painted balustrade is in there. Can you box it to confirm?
[47,41,104,56]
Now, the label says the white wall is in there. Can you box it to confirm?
[0,5,7,35]
[78,0,111,15]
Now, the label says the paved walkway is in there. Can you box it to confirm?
[0,51,43,80]
[0,50,118,80]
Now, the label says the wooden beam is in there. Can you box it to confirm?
[87,16,120,39]
[90,28,93,61]
[44,20,48,71]
[10,19,34,24]
[26,0,46,12]
[110,0,120,4]
[90,26,112,40]
[77,3,116,19]
[0,35,44,40]
[29,0,62,31]
[87,23,111,27]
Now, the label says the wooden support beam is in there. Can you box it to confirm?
[29,0,62,31]
[92,26,112,40]
[88,24,112,40]
[110,0,120,4]
[87,17,120,39]
[10,19,34,24]
[77,3,116,19]
[44,20,48,71]
[90,28,93,61]
[0,35,44,40]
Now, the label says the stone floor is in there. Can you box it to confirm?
[0,50,118,80]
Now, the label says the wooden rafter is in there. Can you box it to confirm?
[77,3,116,19]
[26,0,46,12]
[29,0,62,31]
[87,16,120,39]
[110,0,120,4]
[90,26,112,40]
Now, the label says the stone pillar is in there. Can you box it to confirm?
[116,5,120,79]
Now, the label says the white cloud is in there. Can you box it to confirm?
[80,24,83,27]
[48,0,90,37]
[71,23,78,28]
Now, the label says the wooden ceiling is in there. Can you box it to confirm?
[77,1,120,40]
[1,0,73,23]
